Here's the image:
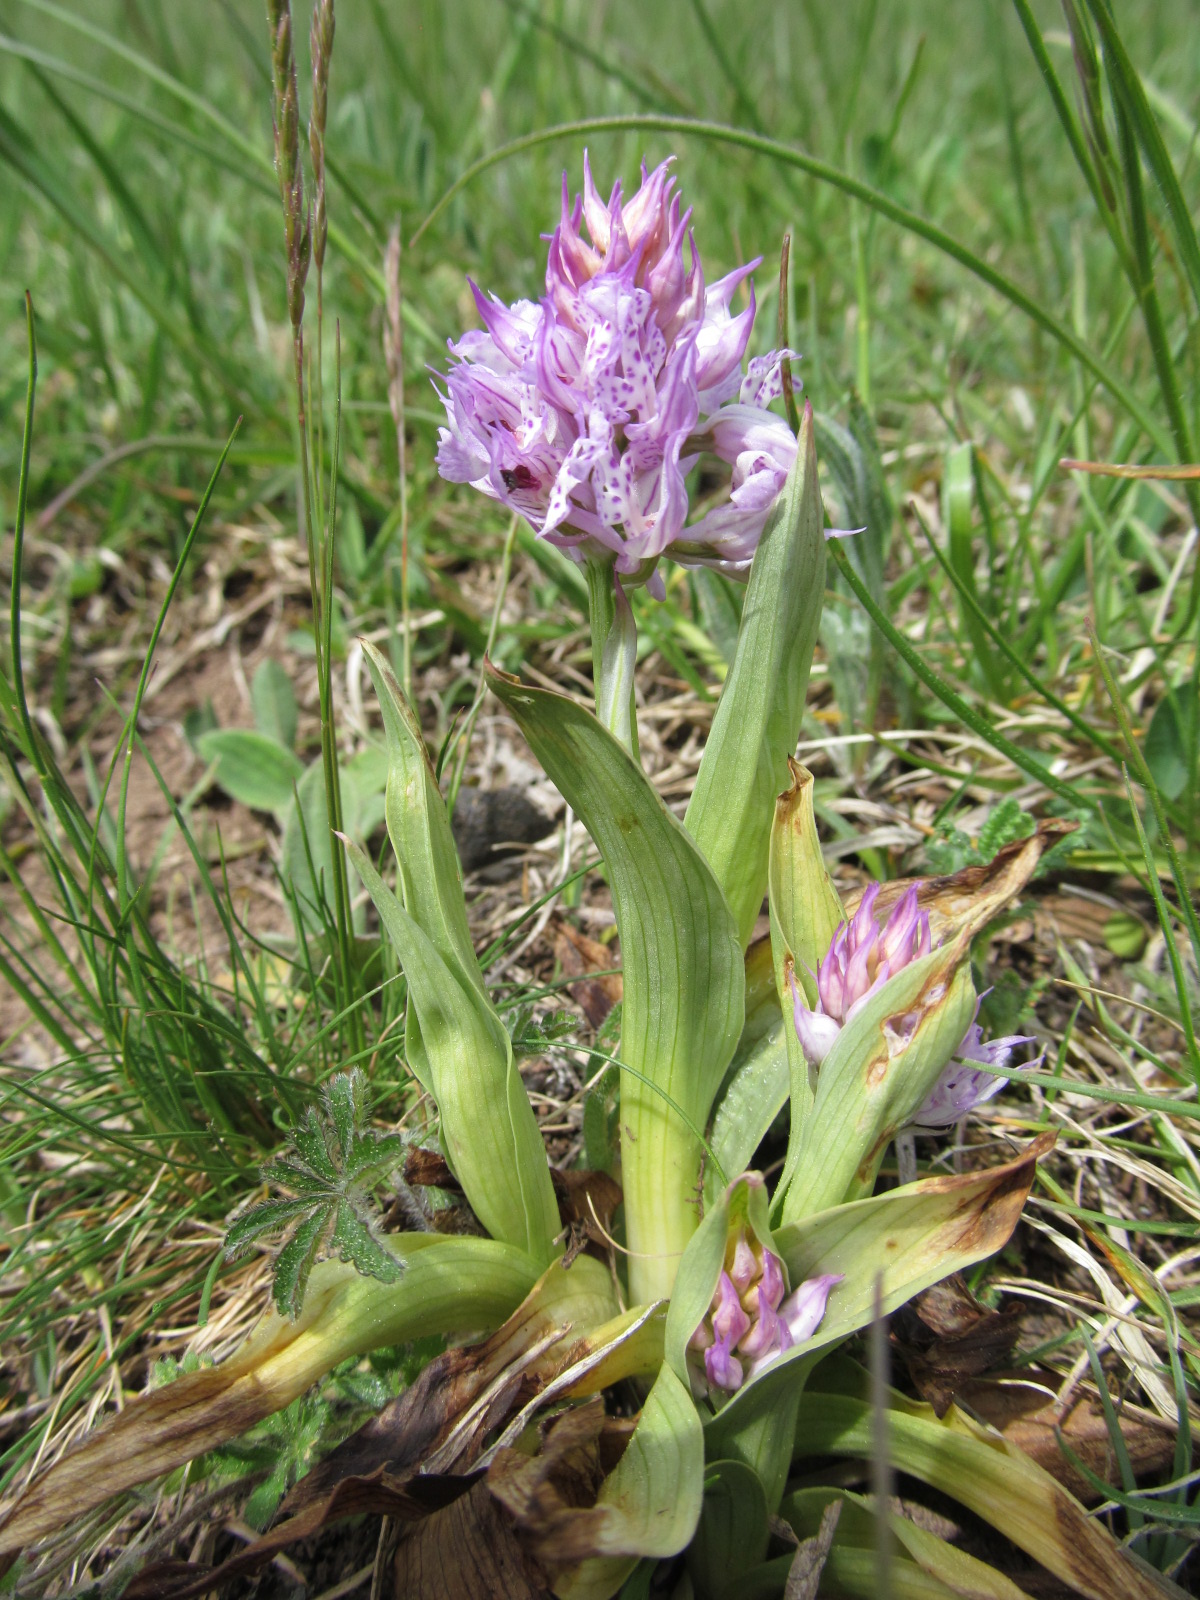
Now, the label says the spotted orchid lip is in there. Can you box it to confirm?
[434,155,804,581]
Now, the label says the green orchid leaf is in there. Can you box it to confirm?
[686,1459,770,1599]
[705,1020,788,1205]
[684,404,825,947]
[777,940,977,1223]
[767,760,846,1185]
[780,1487,1028,1600]
[702,1137,1048,1481]
[554,1362,705,1600]
[799,1359,1188,1600]
[767,760,846,1007]
[487,665,743,1304]
[343,838,559,1266]
[361,640,485,998]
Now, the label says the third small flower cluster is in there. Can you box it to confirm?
[688,1229,841,1395]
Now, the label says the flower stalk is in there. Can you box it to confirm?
[585,555,640,758]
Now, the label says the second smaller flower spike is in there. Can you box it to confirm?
[687,1226,841,1395]
[909,1020,1041,1132]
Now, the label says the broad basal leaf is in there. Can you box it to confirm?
[488,666,744,1304]
[344,839,559,1266]
[553,1362,705,1600]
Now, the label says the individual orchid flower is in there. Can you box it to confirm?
[687,1227,841,1394]
[909,1019,1041,1131]
[434,153,801,585]
[788,881,1039,1129]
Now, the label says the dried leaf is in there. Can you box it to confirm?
[488,1397,611,1556]
[784,1498,841,1600]
[891,1273,1025,1416]
[389,1476,549,1599]
[845,818,1077,941]
[554,920,623,1028]
[962,1378,1182,1503]
[0,1242,563,1565]
[114,1259,621,1599]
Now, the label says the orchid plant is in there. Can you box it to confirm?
[0,159,1181,1600]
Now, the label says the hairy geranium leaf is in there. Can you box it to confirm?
[272,1209,331,1321]
[224,1068,406,1318]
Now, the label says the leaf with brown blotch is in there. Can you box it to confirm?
[117,1259,627,1600]
[707,1135,1056,1453]
[389,1476,551,1600]
[802,1361,1190,1600]
[844,818,1077,942]
[554,920,623,1028]
[961,1377,1184,1503]
[487,1397,611,1555]
[891,1272,1025,1417]
[0,1247,606,1571]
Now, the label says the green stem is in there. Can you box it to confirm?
[623,1089,703,1305]
[585,556,640,761]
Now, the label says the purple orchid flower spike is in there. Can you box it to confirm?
[789,879,1040,1132]
[688,1227,841,1395]
[789,883,934,1067]
[435,154,813,585]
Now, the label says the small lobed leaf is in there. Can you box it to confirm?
[263,1155,337,1197]
[272,1205,332,1319]
[330,1202,406,1285]
[224,1197,316,1260]
[325,1068,365,1165]
[341,1131,406,1188]
[290,1110,339,1182]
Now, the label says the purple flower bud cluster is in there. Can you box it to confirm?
[435,154,800,584]
[788,882,1039,1131]
[687,1229,841,1395]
